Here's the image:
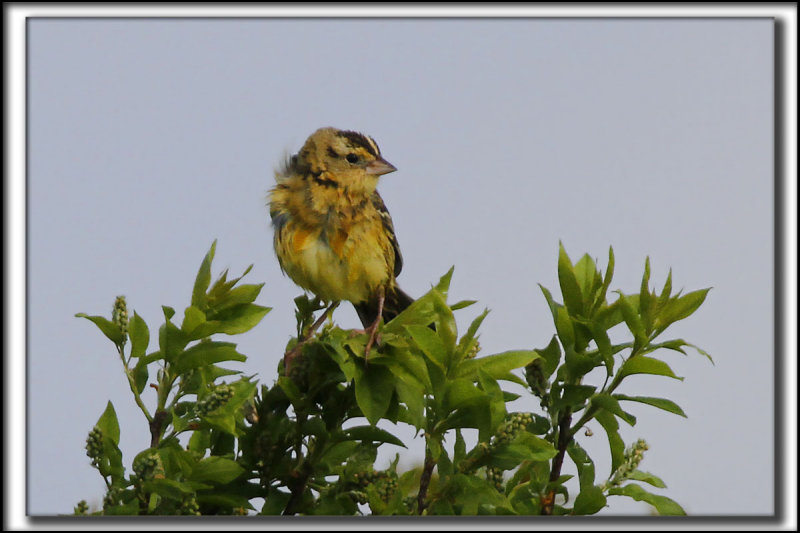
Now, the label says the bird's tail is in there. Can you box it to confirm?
[354,285,415,329]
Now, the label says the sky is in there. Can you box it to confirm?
[21,13,782,519]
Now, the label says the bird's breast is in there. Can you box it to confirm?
[274,215,392,304]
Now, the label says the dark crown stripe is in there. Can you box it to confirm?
[337,130,380,157]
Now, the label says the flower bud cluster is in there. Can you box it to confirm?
[85,426,103,467]
[103,487,121,510]
[486,466,504,492]
[464,339,481,360]
[524,360,549,408]
[195,384,234,416]
[402,495,418,512]
[180,496,201,516]
[352,469,399,503]
[459,413,534,475]
[112,295,129,341]
[492,412,534,446]
[74,500,89,515]
[132,451,164,481]
[605,438,649,489]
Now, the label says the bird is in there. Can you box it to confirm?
[268,127,414,362]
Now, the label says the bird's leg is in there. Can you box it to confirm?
[285,301,340,374]
[363,287,385,362]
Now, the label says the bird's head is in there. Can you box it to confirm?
[295,127,397,193]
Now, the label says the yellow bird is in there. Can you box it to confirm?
[268,127,414,359]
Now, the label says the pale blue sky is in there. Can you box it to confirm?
[26,16,776,516]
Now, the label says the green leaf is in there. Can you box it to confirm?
[261,487,291,515]
[406,324,447,371]
[344,426,406,448]
[208,283,264,312]
[395,379,425,430]
[319,441,360,470]
[102,438,125,484]
[627,470,667,488]
[442,404,490,435]
[489,433,557,470]
[555,306,576,350]
[455,350,539,381]
[140,350,165,365]
[432,291,458,357]
[613,394,687,418]
[616,293,646,348]
[450,299,477,310]
[558,242,585,317]
[454,430,467,464]
[192,304,271,337]
[385,347,431,392]
[589,321,614,375]
[573,253,598,302]
[441,474,514,515]
[553,384,596,412]
[172,341,246,374]
[607,484,686,515]
[595,409,624,473]
[566,441,595,491]
[192,240,217,309]
[658,267,673,306]
[648,338,689,355]
[572,485,606,515]
[158,318,188,363]
[535,336,562,379]
[201,412,238,436]
[189,456,245,484]
[128,312,150,358]
[354,362,395,425]
[437,445,454,477]
[654,288,711,336]
[639,257,654,334]
[276,376,303,408]
[196,492,254,511]
[592,246,615,314]
[591,393,636,426]
[563,349,596,382]
[133,358,149,394]
[685,341,714,363]
[444,379,487,412]
[75,313,124,346]
[618,356,683,381]
[508,481,541,514]
[434,266,455,295]
[188,428,211,455]
[538,284,559,321]
[95,401,120,445]
[457,308,489,360]
[478,369,506,438]
[141,478,197,501]
[516,432,558,461]
[181,305,206,337]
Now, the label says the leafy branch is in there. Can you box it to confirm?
[75,241,710,516]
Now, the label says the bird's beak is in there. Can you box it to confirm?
[365,157,397,176]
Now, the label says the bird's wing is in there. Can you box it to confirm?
[371,191,403,278]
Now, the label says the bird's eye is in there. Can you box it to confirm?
[346,153,359,164]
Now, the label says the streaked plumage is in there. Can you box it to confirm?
[268,127,413,346]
